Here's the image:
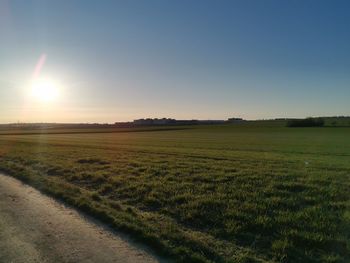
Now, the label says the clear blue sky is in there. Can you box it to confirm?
[1,0,349,123]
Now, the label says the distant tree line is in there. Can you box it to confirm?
[287,118,325,127]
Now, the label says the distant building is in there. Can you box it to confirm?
[133,118,176,125]
[114,117,245,127]
[227,117,244,122]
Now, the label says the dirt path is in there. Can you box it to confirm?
[0,174,166,263]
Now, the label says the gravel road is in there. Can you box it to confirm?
[0,174,165,263]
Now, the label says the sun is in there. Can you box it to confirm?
[31,78,59,103]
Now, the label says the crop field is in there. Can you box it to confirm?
[0,124,349,262]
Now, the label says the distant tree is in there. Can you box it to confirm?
[287,118,325,127]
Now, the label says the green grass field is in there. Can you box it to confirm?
[0,124,349,262]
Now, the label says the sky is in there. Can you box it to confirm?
[1,0,350,123]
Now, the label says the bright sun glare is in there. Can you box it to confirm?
[31,78,59,103]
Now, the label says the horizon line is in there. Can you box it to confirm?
[1,115,349,126]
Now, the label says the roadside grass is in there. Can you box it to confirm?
[0,124,349,262]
